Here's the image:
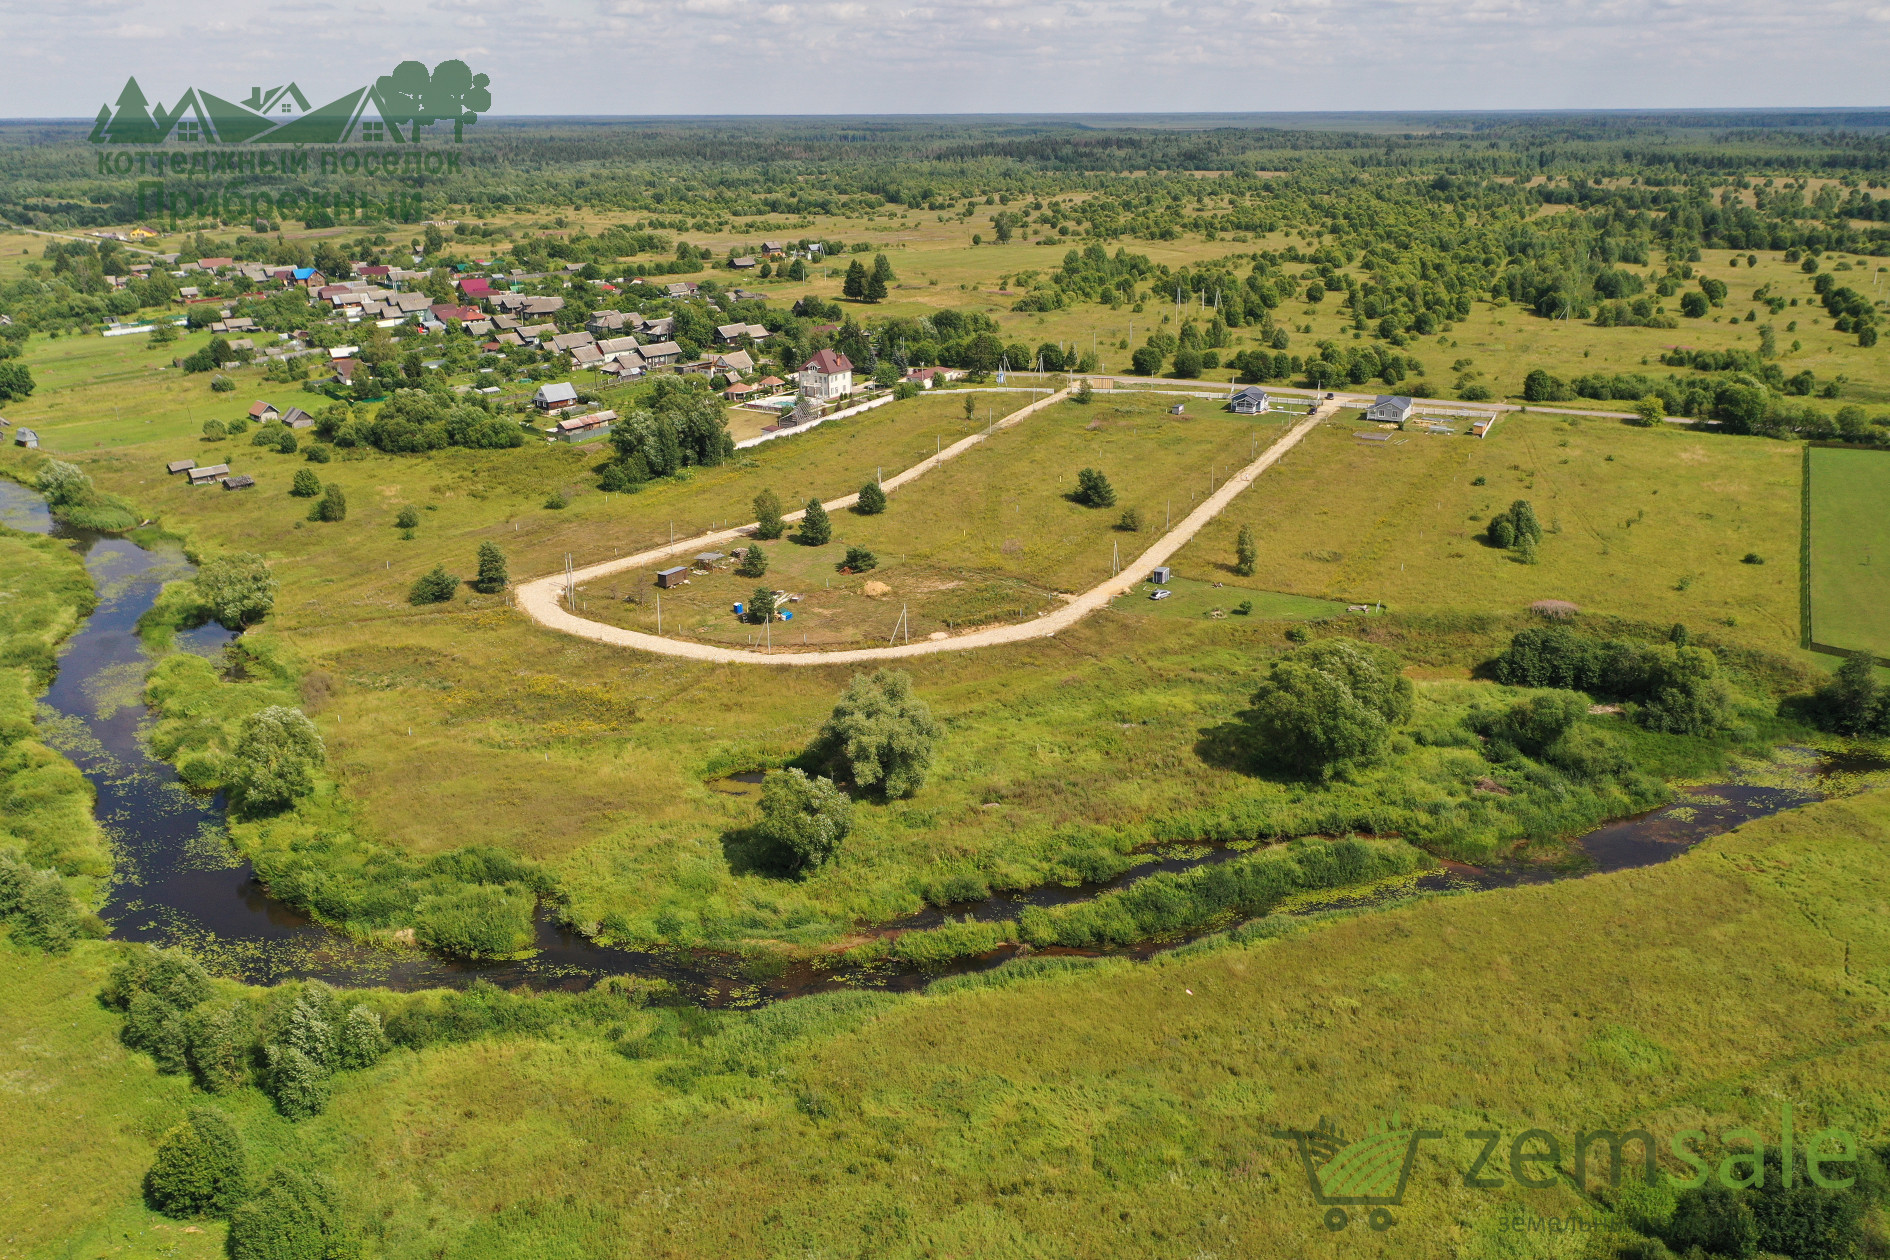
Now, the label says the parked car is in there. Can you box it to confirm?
[1150,589,1173,601]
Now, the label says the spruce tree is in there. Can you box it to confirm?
[798,498,832,545]
[843,259,867,299]
[473,541,508,593]
[753,488,785,539]
[290,469,321,498]
[1508,500,1542,545]
[144,1106,248,1218]
[856,480,887,514]
[1074,467,1117,508]
[871,252,896,287]
[1234,523,1258,577]
[736,543,769,578]
[749,588,777,623]
[408,565,459,605]
[865,270,888,302]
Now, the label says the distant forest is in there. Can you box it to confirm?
[8,112,1890,231]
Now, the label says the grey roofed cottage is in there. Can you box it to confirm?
[166,459,195,474]
[533,382,579,410]
[595,336,642,358]
[221,474,256,491]
[1366,395,1415,424]
[14,428,38,448]
[1230,386,1271,415]
[522,296,565,316]
[188,463,231,484]
[550,331,596,353]
[638,340,682,365]
[571,344,604,367]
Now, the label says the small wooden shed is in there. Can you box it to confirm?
[656,566,689,589]
[166,459,195,475]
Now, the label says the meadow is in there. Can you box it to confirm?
[574,393,1283,646]
[1808,445,1890,659]
[15,784,1890,1259]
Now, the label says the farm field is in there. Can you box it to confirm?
[1809,445,1890,659]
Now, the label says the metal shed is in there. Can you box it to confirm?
[1149,566,1172,584]
[656,566,689,589]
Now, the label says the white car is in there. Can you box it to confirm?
[1150,589,1173,601]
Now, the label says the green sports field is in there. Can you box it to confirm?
[1810,446,1890,660]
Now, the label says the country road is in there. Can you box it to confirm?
[514,394,1335,665]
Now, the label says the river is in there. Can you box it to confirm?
[2,478,1880,1005]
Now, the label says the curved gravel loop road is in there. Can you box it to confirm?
[515,393,1333,665]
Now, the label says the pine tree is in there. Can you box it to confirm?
[290,469,321,498]
[856,480,887,515]
[843,259,867,299]
[144,1106,248,1218]
[749,588,777,623]
[753,488,785,539]
[736,543,769,578]
[1234,523,1258,577]
[798,498,832,546]
[864,270,888,303]
[408,565,459,605]
[1508,500,1542,545]
[473,542,508,593]
[1074,467,1116,508]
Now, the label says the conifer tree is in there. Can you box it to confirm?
[473,542,508,593]
[856,480,886,514]
[1234,523,1258,577]
[799,498,832,545]
[737,543,769,578]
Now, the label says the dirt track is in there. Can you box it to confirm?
[515,394,1333,665]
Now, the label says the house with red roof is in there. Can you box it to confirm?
[799,349,854,401]
[458,277,493,300]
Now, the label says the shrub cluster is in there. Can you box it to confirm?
[1490,627,1736,735]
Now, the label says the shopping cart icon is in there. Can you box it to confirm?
[1271,1115,1442,1233]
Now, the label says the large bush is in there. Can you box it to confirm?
[0,849,79,952]
[756,768,852,874]
[815,670,941,798]
[195,553,278,628]
[1490,628,1734,735]
[1247,640,1412,777]
[227,1166,352,1260]
[145,1106,248,1218]
[229,706,325,812]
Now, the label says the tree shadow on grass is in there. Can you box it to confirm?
[719,823,800,880]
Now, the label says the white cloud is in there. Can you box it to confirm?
[0,0,1884,115]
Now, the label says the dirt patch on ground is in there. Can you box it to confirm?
[862,580,892,598]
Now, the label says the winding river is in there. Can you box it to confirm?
[2,479,1878,1005]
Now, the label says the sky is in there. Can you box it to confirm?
[1,0,1887,118]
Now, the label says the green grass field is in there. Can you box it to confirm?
[574,394,1282,645]
[1810,446,1890,659]
[18,785,1890,1260]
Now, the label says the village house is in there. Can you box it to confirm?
[716,322,769,344]
[1366,395,1415,425]
[638,340,682,367]
[248,402,280,423]
[551,410,615,442]
[534,382,580,412]
[1230,386,1271,415]
[799,349,854,401]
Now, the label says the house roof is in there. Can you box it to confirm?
[248,401,278,418]
[458,277,493,297]
[804,349,853,375]
[1372,395,1414,408]
[430,304,483,323]
[640,340,681,358]
[166,459,195,474]
[534,382,579,403]
[712,350,755,373]
[1232,386,1269,400]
